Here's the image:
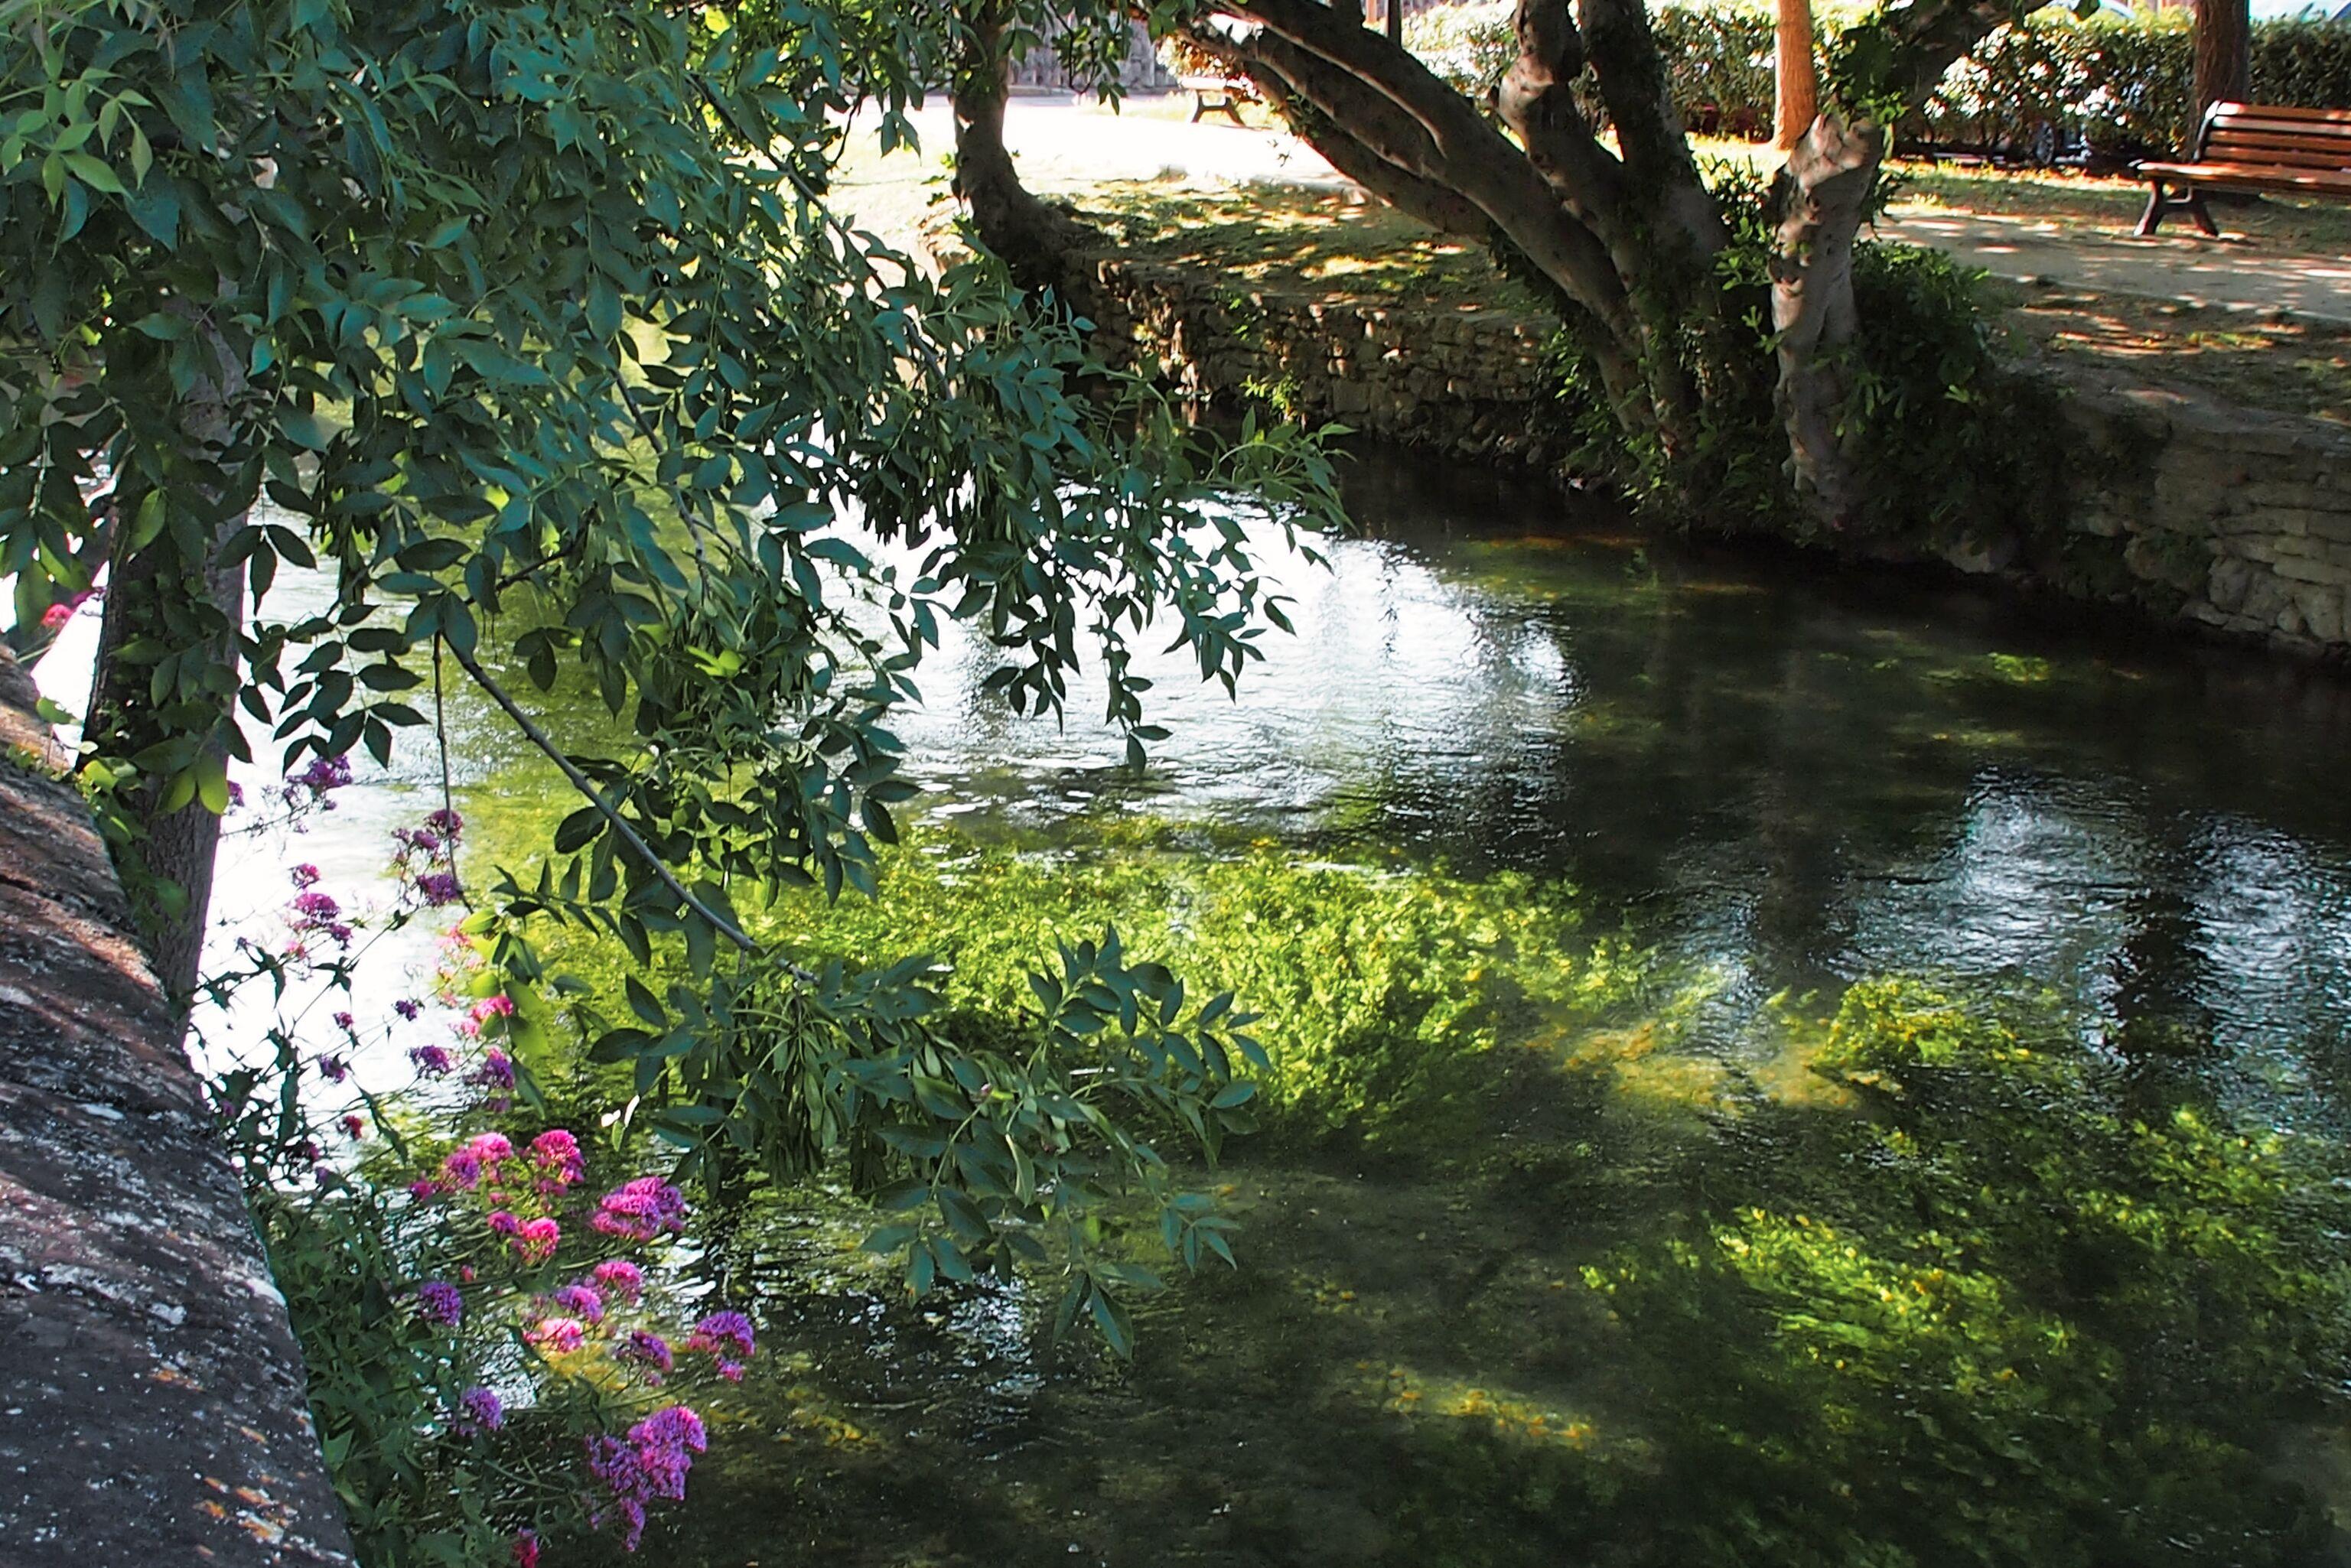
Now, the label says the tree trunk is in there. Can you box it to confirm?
[952,7,1095,285]
[1773,0,1820,150]
[1386,0,1403,46]
[86,310,250,1016]
[2191,0,2250,128]
[1770,112,1886,528]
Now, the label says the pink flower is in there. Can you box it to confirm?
[341,1113,367,1140]
[290,864,321,889]
[333,1010,355,1033]
[511,1531,540,1568]
[471,994,516,1022]
[513,1216,561,1265]
[523,1315,586,1354]
[529,1129,584,1188]
[487,1209,520,1235]
[591,1259,645,1303]
[408,1179,440,1201]
[40,602,73,630]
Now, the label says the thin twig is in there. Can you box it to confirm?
[444,640,815,981]
[431,632,463,901]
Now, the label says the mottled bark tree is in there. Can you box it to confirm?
[949,0,2047,525]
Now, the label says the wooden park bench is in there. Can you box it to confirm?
[2134,102,2351,236]
[1180,73,1258,126]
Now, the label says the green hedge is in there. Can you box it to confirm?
[1402,2,2351,161]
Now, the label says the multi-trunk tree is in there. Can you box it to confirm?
[946,0,2057,533]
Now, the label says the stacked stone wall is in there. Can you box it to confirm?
[1069,252,2351,660]
[0,651,355,1564]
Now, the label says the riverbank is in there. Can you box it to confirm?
[1048,245,2351,661]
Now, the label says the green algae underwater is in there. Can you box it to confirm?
[373,448,2351,1566]
[487,818,2351,1568]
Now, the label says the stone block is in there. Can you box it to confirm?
[2271,554,2346,586]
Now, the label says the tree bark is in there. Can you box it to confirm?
[86,309,252,1013]
[952,5,1095,285]
[2192,0,2250,128]
[1774,0,1820,150]
[1770,112,1885,528]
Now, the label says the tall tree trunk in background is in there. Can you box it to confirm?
[1773,0,1819,149]
[952,4,1093,285]
[1770,112,1885,525]
[1387,0,1404,46]
[86,308,251,1016]
[2192,0,2250,128]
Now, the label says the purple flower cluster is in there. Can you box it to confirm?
[684,1310,754,1381]
[409,1043,455,1077]
[617,1329,675,1378]
[586,1405,708,1550]
[415,1280,464,1328]
[296,753,353,792]
[459,1384,504,1433]
[591,1177,688,1242]
[288,889,354,948]
[553,1282,607,1324]
[416,871,462,906]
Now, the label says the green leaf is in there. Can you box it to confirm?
[624,975,666,1026]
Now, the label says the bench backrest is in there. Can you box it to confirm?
[2197,102,2351,169]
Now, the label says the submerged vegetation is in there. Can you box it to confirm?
[480,812,2351,1566]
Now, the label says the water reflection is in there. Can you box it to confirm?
[40,441,2351,1563]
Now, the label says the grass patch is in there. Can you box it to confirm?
[1080,181,1534,310]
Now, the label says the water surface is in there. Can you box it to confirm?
[70,443,2351,1566]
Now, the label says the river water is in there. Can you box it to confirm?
[41,444,2351,1565]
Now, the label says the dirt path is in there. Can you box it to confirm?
[1877,207,2351,324]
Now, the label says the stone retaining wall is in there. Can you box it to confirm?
[0,651,355,1564]
[1068,252,2351,660]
